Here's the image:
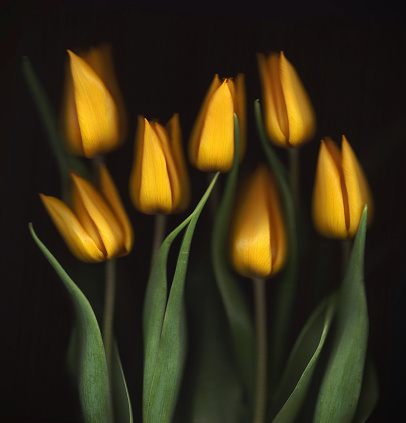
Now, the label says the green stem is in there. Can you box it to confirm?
[103,257,116,422]
[288,148,300,214]
[151,214,167,268]
[253,278,267,423]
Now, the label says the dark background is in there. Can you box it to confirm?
[1,0,405,421]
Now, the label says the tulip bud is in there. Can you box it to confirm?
[257,51,316,148]
[229,164,288,279]
[312,136,373,239]
[61,44,127,158]
[189,73,246,172]
[129,114,190,214]
[40,164,133,262]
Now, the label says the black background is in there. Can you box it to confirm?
[1,0,406,422]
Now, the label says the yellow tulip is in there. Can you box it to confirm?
[257,51,316,148]
[230,164,288,279]
[129,114,190,214]
[312,136,373,239]
[61,44,127,158]
[40,164,133,262]
[189,73,246,172]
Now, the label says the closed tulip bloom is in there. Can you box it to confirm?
[129,114,190,214]
[312,136,373,239]
[61,44,127,158]
[230,164,288,279]
[40,164,133,262]
[257,51,316,148]
[189,73,246,172]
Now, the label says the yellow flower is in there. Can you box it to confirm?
[40,164,133,262]
[129,114,190,214]
[257,51,316,148]
[312,136,373,239]
[61,44,127,158]
[188,73,246,172]
[230,164,288,279]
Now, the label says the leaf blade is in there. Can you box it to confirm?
[143,173,219,423]
[29,223,111,423]
[314,207,369,423]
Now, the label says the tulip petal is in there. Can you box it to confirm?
[98,163,134,255]
[81,44,128,143]
[341,136,373,237]
[165,114,190,212]
[39,194,105,262]
[266,171,288,274]
[231,167,273,278]
[189,74,222,167]
[279,51,316,147]
[136,119,173,214]
[68,50,119,158]
[257,53,289,147]
[71,173,124,259]
[312,140,348,239]
[60,61,84,156]
[196,79,234,172]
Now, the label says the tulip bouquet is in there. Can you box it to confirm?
[22,43,377,423]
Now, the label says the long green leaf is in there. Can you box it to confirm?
[29,223,111,423]
[112,341,133,423]
[314,207,369,423]
[181,253,246,423]
[211,114,256,406]
[271,294,336,422]
[143,173,219,423]
[352,356,379,423]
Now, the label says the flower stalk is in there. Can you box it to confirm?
[253,277,267,423]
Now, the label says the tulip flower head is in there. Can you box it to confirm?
[129,114,190,215]
[257,51,316,148]
[40,164,133,263]
[312,136,373,239]
[189,73,246,172]
[230,164,288,279]
[61,44,127,158]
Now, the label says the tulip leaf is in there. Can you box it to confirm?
[352,356,379,423]
[21,57,92,189]
[271,293,336,422]
[211,114,256,405]
[254,99,298,387]
[143,172,219,423]
[112,340,133,423]
[178,253,247,423]
[29,223,112,423]
[313,206,369,423]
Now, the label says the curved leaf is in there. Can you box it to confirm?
[112,341,133,423]
[314,207,369,423]
[352,356,379,423]
[211,114,256,404]
[183,253,246,423]
[272,294,336,422]
[143,173,219,423]
[29,223,111,423]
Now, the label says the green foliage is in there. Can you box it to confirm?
[29,223,112,423]
[142,173,219,423]
[314,207,369,423]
